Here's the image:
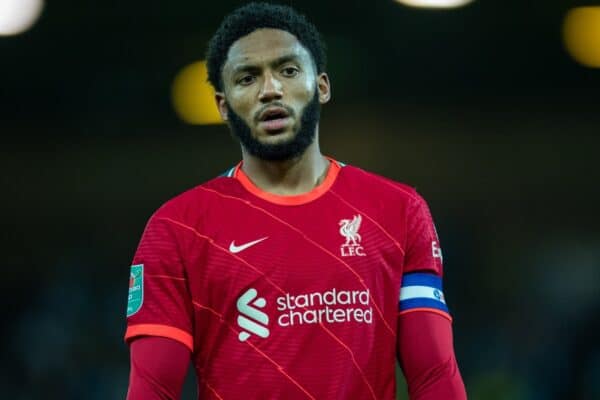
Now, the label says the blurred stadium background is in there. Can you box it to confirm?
[1,0,599,399]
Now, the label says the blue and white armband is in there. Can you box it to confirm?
[398,273,452,321]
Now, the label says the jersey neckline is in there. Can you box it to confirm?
[233,157,342,206]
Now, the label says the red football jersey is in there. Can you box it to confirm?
[125,158,449,399]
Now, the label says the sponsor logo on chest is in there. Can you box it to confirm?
[236,287,373,342]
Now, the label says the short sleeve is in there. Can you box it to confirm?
[403,193,443,275]
[124,211,194,351]
[399,194,450,320]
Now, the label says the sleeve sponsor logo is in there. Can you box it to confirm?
[432,241,443,262]
[127,264,144,317]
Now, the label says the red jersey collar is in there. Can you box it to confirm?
[234,157,342,206]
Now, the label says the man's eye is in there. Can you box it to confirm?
[238,75,255,85]
[281,67,299,77]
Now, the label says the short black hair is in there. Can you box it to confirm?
[206,2,327,92]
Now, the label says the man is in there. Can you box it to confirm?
[125,3,466,399]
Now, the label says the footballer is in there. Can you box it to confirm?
[125,3,467,399]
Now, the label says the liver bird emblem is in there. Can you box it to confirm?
[339,215,362,246]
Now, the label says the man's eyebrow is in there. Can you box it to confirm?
[232,64,260,75]
[270,54,301,67]
[231,54,301,75]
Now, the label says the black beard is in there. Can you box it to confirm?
[226,90,320,161]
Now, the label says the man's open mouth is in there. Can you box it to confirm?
[258,107,291,132]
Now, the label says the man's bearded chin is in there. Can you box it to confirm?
[226,90,320,161]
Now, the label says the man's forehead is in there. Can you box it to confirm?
[225,28,310,69]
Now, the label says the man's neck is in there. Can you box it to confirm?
[240,141,329,196]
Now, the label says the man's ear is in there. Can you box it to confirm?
[215,92,228,121]
[317,73,331,104]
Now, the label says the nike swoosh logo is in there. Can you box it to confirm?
[229,237,268,253]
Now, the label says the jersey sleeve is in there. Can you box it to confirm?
[397,312,466,399]
[124,208,194,351]
[399,193,450,320]
[127,336,190,400]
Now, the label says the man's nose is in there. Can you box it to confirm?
[259,72,283,102]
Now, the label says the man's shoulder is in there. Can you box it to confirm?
[151,170,239,220]
[337,163,421,203]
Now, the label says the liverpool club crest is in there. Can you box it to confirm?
[339,215,365,257]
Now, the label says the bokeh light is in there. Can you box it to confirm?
[0,0,44,36]
[563,7,600,68]
[393,0,474,9]
[171,60,224,125]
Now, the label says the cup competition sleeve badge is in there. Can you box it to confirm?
[127,264,144,317]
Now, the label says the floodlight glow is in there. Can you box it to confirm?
[563,7,600,68]
[0,0,44,36]
[394,0,474,9]
[172,61,224,125]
